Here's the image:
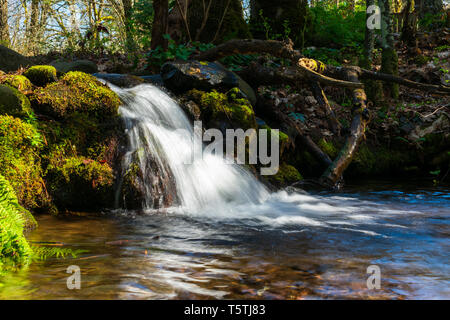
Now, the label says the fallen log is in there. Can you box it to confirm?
[194,39,449,188]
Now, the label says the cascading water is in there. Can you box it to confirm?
[113,84,269,212]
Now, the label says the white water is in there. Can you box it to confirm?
[114,84,269,211]
[112,84,425,236]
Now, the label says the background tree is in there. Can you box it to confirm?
[380,0,399,99]
[250,0,309,47]
[0,0,9,46]
[151,0,168,50]
[187,0,250,43]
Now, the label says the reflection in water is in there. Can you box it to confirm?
[0,181,448,300]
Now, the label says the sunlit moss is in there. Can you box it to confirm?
[23,65,57,87]
[0,84,32,118]
[188,88,256,129]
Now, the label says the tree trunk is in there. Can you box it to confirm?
[27,0,39,54]
[188,0,250,44]
[0,0,9,46]
[151,0,169,50]
[361,0,383,105]
[122,0,136,52]
[380,0,399,99]
[250,0,308,47]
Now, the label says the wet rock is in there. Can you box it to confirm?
[161,60,256,105]
[0,45,32,72]
[94,73,164,88]
[52,59,98,74]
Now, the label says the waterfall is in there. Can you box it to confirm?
[113,84,269,212]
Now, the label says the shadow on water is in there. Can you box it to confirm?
[1,179,448,300]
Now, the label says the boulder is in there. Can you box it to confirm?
[161,60,257,105]
[0,45,32,72]
[0,74,33,91]
[93,73,164,88]
[24,65,58,87]
[52,59,98,74]
[0,84,32,117]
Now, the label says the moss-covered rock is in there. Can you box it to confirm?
[31,71,121,119]
[51,59,98,74]
[24,65,57,87]
[0,45,32,73]
[266,163,303,187]
[46,157,114,211]
[0,84,32,117]
[0,115,51,211]
[0,74,32,91]
[188,88,256,130]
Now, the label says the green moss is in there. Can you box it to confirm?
[318,138,339,158]
[0,174,34,269]
[381,48,399,99]
[267,163,303,187]
[0,84,32,118]
[23,65,57,87]
[348,143,412,177]
[0,75,32,91]
[31,71,121,120]
[189,88,256,130]
[0,115,50,210]
[46,156,114,211]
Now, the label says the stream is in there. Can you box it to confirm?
[1,180,448,300]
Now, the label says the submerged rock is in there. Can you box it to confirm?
[161,60,256,105]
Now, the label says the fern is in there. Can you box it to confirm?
[31,246,87,260]
[0,174,33,267]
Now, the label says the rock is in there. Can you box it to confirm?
[0,45,32,72]
[305,96,317,105]
[24,65,58,87]
[0,74,32,91]
[141,74,164,86]
[52,59,98,74]
[0,84,32,117]
[188,88,257,130]
[30,71,120,119]
[161,60,257,105]
[94,73,145,88]
[46,157,115,211]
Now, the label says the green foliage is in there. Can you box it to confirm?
[306,2,366,51]
[419,12,447,30]
[32,246,87,260]
[24,65,57,87]
[0,174,33,268]
[31,71,121,119]
[0,115,49,210]
[146,35,215,70]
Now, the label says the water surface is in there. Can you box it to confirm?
[1,180,448,300]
